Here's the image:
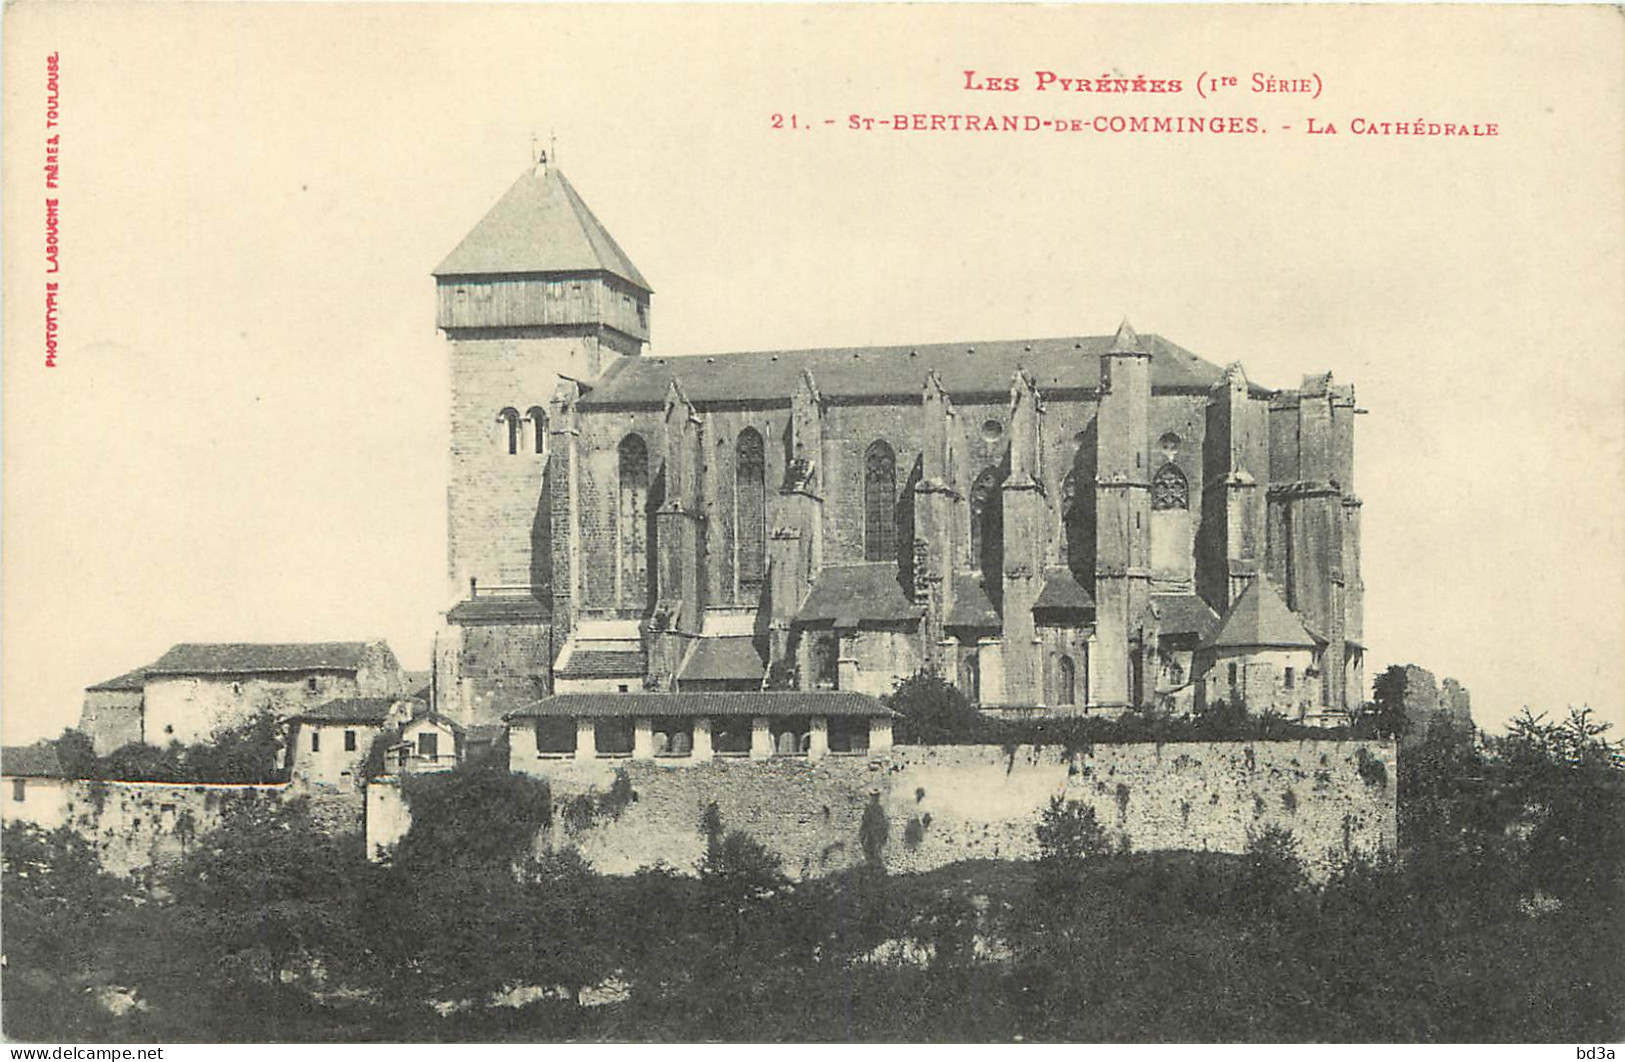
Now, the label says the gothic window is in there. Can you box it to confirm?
[812,632,839,688]
[736,429,767,596]
[1152,462,1189,511]
[526,406,548,455]
[497,408,521,456]
[864,441,897,562]
[969,465,1004,577]
[618,434,650,608]
[1057,655,1077,706]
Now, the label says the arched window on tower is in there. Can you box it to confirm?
[526,406,548,456]
[969,465,1005,578]
[497,408,521,456]
[736,428,767,597]
[1152,463,1189,510]
[864,441,897,562]
[1057,655,1077,706]
[618,434,649,608]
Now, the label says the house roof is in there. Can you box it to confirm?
[581,332,1266,409]
[3,743,64,778]
[434,166,651,291]
[291,697,401,725]
[405,710,463,735]
[447,596,549,624]
[1153,592,1221,641]
[85,666,148,693]
[946,574,1001,628]
[679,637,766,683]
[509,691,893,720]
[146,642,375,676]
[1033,568,1096,613]
[557,650,647,680]
[796,564,920,627]
[1203,579,1319,651]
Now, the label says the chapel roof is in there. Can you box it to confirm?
[556,649,647,680]
[1152,592,1221,641]
[1033,568,1097,613]
[1203,579,1319,651]
[795,564,920,627]
[678,636,766,684]
[581,332,1268,408]
[434,165,651,291]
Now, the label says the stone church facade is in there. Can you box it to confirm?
[433,162,1365,727]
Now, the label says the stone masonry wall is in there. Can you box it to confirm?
[2,779,364,877]
[366,740,1396,880]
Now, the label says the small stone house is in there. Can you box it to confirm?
[289,697,417,790]
[389,712,463,774]
[0,744,71,830]
[137,641,405,746]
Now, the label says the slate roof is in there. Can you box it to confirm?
[291,698,401,725]
[796,564,920,627]
[146,642,374,676]
[2,744,64,778]
[557,650,647,679]
[85,666,148,693]
[1203,579,1319,650]
[1153,593,1221,641]
[581,332,1265,409]
[447,597,549,624]
[434,166,651,291]
[509,692,893,719]
[946,574,1001,627]
[679,637,766,683]
[1033,568,1096,613]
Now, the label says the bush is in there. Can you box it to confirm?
[885,669,988,743]
[394,767,551,868]
[1036,796,1112,866]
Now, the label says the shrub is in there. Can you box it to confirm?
[1036,796,1111,865]
[885,669,987,743]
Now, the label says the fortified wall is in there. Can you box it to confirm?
[368,740,1397,879]
[2,778,361,877]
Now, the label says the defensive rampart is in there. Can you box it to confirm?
[367,740,1397,879]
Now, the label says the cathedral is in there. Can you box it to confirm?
[432,160,1365,727]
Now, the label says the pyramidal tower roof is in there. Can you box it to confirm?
[1203,578,1319,650]
[434,164,651,292]
[1107,318,1148,355]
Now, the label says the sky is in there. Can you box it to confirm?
[3,4,1622,744]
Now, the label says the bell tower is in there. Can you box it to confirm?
[434,158,651,723]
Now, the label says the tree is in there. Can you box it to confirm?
[1366,664,1411,739]
[885,668,985,743]
[392,765,551,869]
[52,728,97,779]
